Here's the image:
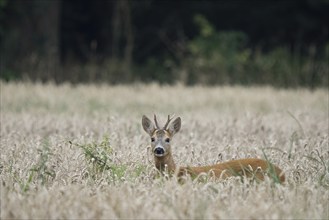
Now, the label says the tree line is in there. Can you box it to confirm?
[1,0,328,87]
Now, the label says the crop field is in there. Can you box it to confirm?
[1,82,328,219]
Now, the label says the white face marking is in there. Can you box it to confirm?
[151,129,171,157]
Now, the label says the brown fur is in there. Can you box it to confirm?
[142,115,285,183]
[177,158,285,182]
[154,153,176,173]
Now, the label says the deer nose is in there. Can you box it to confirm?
[154,147,165,155]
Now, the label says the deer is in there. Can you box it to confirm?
[142,114,285,183]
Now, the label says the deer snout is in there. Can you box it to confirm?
[154,147,165,156]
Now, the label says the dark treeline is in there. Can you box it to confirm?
[1,0,328,87]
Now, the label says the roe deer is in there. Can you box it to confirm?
[142,114,285,183]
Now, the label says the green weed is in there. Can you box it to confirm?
[262,149,282,184]
[21,139,55,192]
[73,136,146,183]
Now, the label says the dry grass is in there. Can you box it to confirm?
[1,82,328,219]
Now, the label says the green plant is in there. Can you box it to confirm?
[74,136,113,178]
[180,15,252,85]
[73,136,147,183]
[262,149,281,184]
[21,139,55,192]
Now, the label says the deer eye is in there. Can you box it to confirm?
[165,138,170,143]
[151,137,155,142]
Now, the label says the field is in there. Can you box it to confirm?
[1,82,328,219]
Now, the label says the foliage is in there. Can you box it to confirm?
[1,0,328,87]
[74,136,146,183]
[178,15,328,87]
[20,139,55,192]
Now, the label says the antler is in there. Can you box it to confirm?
[153,114,174,130]
[154,114,160,129]
[163,114,174,130]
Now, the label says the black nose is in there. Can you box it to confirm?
[154,147,165,155]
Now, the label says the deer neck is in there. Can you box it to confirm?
[154,152,176,173]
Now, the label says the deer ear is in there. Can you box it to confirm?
[168,117,181,136]
[142,115,155,136]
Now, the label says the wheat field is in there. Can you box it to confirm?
[1,82,328,219]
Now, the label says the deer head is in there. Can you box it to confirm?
[142,114,181,158]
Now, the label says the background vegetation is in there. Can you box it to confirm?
[1,82,328,218]
[1,0,328,87]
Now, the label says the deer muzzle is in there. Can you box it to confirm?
[154,146,165,157]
